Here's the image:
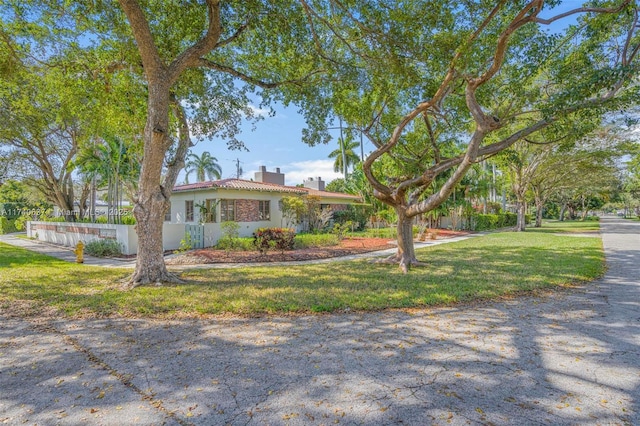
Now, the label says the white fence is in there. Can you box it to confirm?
[26,222,221,255]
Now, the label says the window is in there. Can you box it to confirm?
[164,206,171,222]
[204,199,217,223]
[258,200,270,221]
[185,200,194,222]
[220,199,236,222]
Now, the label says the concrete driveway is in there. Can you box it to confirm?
[1,217,638,425]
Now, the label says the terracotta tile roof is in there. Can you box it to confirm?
[172,178,361,201]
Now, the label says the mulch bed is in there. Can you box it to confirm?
[166,229,469,265]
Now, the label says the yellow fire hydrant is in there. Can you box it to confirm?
[74,241,85,263]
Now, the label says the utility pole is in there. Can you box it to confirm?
[235,158,243,179]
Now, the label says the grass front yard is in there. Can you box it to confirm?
[0,222,604,318]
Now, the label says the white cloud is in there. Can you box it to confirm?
[248,104,273,118]
[283,159,342,186]
[240,159,342,186]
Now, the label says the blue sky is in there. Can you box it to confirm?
[183,1,584,187]
[184,102,362,186]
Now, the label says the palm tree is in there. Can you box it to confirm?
[76,136,139,223]
[328,135,360,179]
[185,151,222,183]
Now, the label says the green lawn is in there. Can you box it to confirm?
[531,219,601,233]
[0,222,604,318]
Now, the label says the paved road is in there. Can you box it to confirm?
[1,217,638,425]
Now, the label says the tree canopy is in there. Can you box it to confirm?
[1,0,638,280]
[299,0,640,271]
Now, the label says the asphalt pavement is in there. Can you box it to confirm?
[0,217,638,425]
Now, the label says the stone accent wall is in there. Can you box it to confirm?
[235,199,259,222]
[232,199,272,222]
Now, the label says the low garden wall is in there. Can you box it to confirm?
[27,221,139,255]
[26,221,221,255]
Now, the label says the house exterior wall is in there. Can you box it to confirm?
[26,189,360,254]
[168,190,286,238]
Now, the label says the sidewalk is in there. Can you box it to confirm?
[1,217,638,425]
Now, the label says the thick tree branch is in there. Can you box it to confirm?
[169,0,221,82]
[214,21,249,49]
[117,0,166,80]
[162,96,191,196]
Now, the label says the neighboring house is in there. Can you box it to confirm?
[168,166,360,242]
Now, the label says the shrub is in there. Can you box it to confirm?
[216,237,254,251]
[0,217,17,234]
[333,206,368,231]
[84,239,123,257]
[121,215,137,225]
[216,221,250,251]
[472,212,519,231]
[43,216,67,222]
[0,202,23,219]
[332,221,354,240]
[353,227,397,239]
[294,233,339,249]
[253,228,296,254]
[174,233,193,254]
[14,215,29,231]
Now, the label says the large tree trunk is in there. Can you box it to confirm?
[127,84,181,288]
[376,210,423,273]
[130,196,174,286]
[534,197,543,228]
[559,203,567,221]
[580,195,588,220]
[396,212,418,273]
[515,199,526,232]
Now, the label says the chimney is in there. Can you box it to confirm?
[254,166,285,185]
[304,176,325,191]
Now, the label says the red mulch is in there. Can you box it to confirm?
[166,229,469,265]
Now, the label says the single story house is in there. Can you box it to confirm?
[167,166,361,247]
[26,167,361,253]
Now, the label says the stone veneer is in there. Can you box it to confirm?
[234,199,268,222]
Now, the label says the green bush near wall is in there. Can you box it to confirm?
[0,217,18,234]
[471,212,532,231]
[84,239,123,257]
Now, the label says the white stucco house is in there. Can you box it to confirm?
[27,166,361,253]
[166,166,361,247]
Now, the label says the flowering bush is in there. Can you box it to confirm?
[253,228,296,254]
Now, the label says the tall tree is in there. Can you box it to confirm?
[529,129,624,225]
[302,0,639,272]
[498,141,552,231]
[2,1,328,286]
[0,61,86,220]
[76,136,140,223]
[185,151,222,183]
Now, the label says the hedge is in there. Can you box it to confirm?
[471,212,531,231]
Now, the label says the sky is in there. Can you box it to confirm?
[183,102,364,187]
[181,1,586,187]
